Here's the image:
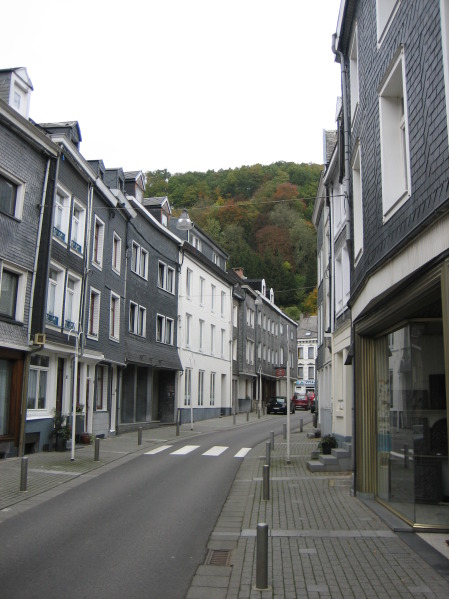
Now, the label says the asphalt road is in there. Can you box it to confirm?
[0,412,310,599]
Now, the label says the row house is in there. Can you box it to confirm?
[229,269,298,410]
[325,0,449,530]
[296,314,318,398]
[313,119,353,442]
[0,70,60,457]
[170,217,234,424]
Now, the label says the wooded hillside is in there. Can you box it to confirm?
[145,162,322,318]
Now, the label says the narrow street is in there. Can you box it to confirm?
[0,414,307,599]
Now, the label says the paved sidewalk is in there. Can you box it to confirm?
[186,421,449,599]
[1,415,449,598]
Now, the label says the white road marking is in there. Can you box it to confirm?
[145,445,173,455]
[202,446,228,456]
[234,447,252,458]
[170,445,200,455]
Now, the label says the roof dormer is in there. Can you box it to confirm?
[0,67,33,119]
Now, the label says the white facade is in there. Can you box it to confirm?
[176,250,233,422]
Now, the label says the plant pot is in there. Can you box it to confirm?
[321,445,332,455]
[55,437,67,452]
[80,432,91,445]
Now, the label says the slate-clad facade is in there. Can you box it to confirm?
[335,0,449,529]
[0,75,59,457]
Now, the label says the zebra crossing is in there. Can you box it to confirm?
[144,444,252,459]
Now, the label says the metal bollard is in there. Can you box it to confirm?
[255,523,269,590]
[247,412,249,422]
[313,412,317,428]
[266,440,271,465]
[138,427,143,445]
[258,408,261,419]
[233,412,236,425]
[94,437,100,462]
[404,444,409,469]
[176,410,180,436]
[20,456,28,492]
[262,464,270,500]
[300,418,303,433]
[283,422,287,439]
[270,430,274,450]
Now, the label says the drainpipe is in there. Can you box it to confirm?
[19,157,52,457]
[80,183,94,356]
[332,35,352,242]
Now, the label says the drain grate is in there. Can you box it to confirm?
[205,549,231,566]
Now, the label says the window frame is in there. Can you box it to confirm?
[129,301,146,337]
[88,287,101,339]
[70,199,85,256]
[53,185,70,245]
[0,168,25,220]
[27,355,49,411]
[376,0,402,45]
[352,141,364,263]
[112,232,122,275]
[46,263,65,328]
[64,272,82,331]
[0,263,26,322]
[92,215,105,270]
[109,291,120,341]
[379,49,411,221]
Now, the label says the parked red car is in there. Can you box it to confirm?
[292,393,310,411]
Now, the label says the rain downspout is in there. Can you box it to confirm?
[19,157,51,457]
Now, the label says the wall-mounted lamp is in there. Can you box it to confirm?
[176,209,194,231]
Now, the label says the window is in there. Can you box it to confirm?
[377,0,402,43]
[70,201,85,255]
[96,365,108,411]
[210,373,215,405]
[308,366,315,379]
[0,269,18,319]
[186,313,192,347]
[221,329,225,357]
[379,50,410,219]
[246,307,254,327]
[349,24,359,122]
[92,216,105,269]
[64,274,81,330]
[47,264,65,327]
[280,347,284,365]
[232,338,237,360]
[335,245,350,313]
[246,339,254,365]
[186,268,192,299]
[109,292,120,340]
[199,319,204,351]
[131,241,148,279]
[158,262,175,293]
[129,301,146,337]
[88,288,101,338]
[0,170,25,219]
[221,291,226,317]
[308,346,315,359]
[258,342,262,360]
[54,187,70,243]
[298,366,304,379]
[112,233,122,274]
[27,355,49,410]
[233,304,238,327]
[211,285,216,311]
[198,371,204,405]
[352,142,364,261]
[191,235,201,251]
[211,324,215,354]
[298,346,304,360]
[200,277,205,305]
[156,315,174,345]
[184,368,192,406]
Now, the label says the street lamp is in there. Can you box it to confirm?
[176,209,194,231]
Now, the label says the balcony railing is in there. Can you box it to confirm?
[46,313,59,326]
[53,227,65,242]
[71,239,82,253]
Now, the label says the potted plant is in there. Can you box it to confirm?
[318,434,338,455]
[51,412,71,451]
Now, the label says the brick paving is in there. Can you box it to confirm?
[1,415,449,598]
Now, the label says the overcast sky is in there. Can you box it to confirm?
[2,0,341,175]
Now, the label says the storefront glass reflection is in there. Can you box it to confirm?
[375,321,448,528]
